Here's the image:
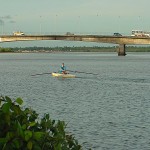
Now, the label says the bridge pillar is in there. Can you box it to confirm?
[117,44,126,56]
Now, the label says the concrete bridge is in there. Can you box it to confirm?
[1,34,150,56]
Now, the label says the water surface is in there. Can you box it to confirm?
[0,52,150,150]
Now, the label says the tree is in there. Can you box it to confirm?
[0,96,82,150]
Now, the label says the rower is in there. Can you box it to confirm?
[59,63,67,74]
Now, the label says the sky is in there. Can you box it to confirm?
[0,0,150,47]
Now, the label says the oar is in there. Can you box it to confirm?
[31,72,51,76]
[67,70,99,75]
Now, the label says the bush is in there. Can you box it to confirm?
[0,96,82,150]
[0,47,13,52]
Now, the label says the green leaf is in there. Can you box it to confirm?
[29,122,36,127]
[25,130,32,141]
[27,141,33,150]
[0,138,7,143]
[4,113,10,125]
[33,145,41,150]
[13,139,20,149]
[54,143,61,150]
[16,121,24,138]
[22,124,27,130]
[33,132,45,141]
[12,105,21,115]
[15,98,23,105]
[2,102,11,113]
[5,96,12,103]
[45,113,49,120]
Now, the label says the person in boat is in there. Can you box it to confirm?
[59,63,67,74]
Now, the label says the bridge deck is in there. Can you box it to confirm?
[1,35,150,45]
[1,35,150,56]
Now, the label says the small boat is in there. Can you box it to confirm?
[52,72,76,78]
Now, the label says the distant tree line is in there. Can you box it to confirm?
[0,47,13,52]
[1,46,150,52]
[11,46,116,52]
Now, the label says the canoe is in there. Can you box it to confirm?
[52,72,76,78]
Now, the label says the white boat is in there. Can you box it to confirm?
[52,72,76,78]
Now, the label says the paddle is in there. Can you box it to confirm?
[67,70,99,75]
[31,72,51,76]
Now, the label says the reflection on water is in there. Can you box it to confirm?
[0,52,150,150]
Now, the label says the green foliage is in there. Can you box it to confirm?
[11,46,116,52]
[0,47,13,52]
[1,46,150,53]
[0,96,82,150]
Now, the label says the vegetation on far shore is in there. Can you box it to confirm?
[0,96,83,150]
[1,46,150,53]
[0,47,13,53]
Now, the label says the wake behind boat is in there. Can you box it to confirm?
[52,72,76,78]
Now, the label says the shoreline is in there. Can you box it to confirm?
[0,51,150,54]
[1,46,150,53]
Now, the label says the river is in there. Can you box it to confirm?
[0,52,150,150]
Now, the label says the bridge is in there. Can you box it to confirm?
[1,34,150,56]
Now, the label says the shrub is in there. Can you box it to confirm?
[0,47,13,52]
[0,96,82,150]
